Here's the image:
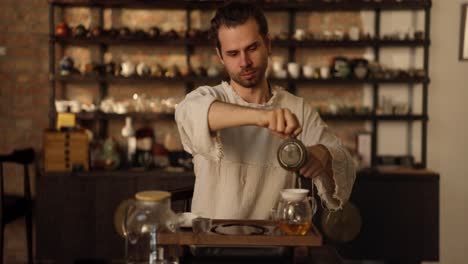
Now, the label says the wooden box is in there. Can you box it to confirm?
[44,131,89,172]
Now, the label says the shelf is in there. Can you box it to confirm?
[275,39,429,48]
[271,76,429,85]
[54,74,429,85]
[49,0,431,11]
[376,114,428,121]
[76,111,426,122]
[54,74,227,83]
[76,111,175,121]
[52,35,429,48]
[51,36,212,46]
[46,167,436,178]
[322,114,428,122]
[49,0,432,169]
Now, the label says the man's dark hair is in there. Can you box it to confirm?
[210,1,269,53]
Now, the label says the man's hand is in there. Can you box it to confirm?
[257,108,302,139]
[300,144,334,180]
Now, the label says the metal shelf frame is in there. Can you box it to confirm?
[49,0,431,168]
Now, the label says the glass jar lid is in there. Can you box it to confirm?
[135,190,171,202]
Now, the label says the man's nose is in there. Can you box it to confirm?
[240,52,252,68]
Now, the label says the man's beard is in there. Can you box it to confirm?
[228,61,268,88]
[231,69,261,88]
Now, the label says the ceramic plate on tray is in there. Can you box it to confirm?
[211,223,268,236]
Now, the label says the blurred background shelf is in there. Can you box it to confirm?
[52,35,430,48]
[54,74,429,85]
[49,0,431,11]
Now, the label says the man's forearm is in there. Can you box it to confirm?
[208,101,263,132]
[207,101,302,139]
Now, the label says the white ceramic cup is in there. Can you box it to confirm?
[294,29,306,41]
[274,69,287,79]
[69,101,81,113]
[121,61,135,77]
[207,65,220,77]
[320,66,330,79]
[349,26,360,41]
[272,61,283,72]
[136,62,150,76]
[287,62,301,79]
[302,64,315,78]
[55,100,69,113]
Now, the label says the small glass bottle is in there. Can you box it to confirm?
[124,191,179,264]
[121,117,136,165]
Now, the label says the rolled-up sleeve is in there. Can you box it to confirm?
[175,86,224,160]
[300,104,356,210]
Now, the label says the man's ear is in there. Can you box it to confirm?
[216,48,224,65]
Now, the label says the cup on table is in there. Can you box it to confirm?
[192,217,212,234]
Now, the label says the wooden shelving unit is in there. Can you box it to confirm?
[49,0,432,168]
[54,74,429,85]
[49,0,431,11]
[52,35,430,48]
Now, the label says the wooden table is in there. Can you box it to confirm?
[158,219,322,247]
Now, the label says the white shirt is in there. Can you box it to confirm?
[175,81,356,219]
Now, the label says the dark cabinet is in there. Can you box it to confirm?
[335,169,439,262]
[35,171,195,263]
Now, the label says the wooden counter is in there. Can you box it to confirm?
[334,167,440,263]
[36,169,195,264]
[35,168,439,263]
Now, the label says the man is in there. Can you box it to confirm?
[175,2,355,219]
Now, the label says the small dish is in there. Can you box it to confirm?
[178,212,199,228]
[280,188,309,202]
[192,217,212,234]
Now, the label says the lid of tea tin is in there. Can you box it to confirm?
[135,190,171,201]
[277,137,308,171]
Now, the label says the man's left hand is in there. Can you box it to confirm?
[299,144,333,179]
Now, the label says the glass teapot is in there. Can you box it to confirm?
[123,190,179,264]
[274,189,317,236]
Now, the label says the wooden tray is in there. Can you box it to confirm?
[157,219,322,247]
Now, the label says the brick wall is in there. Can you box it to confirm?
[0,0,49,194]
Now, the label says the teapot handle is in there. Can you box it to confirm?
[308,196,318,216]
[122,202,137,237]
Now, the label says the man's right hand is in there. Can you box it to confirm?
[257,108,302,139]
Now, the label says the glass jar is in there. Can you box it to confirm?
[274,189,316,236]
[123,191,179,264]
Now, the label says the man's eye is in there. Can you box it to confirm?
[227,52,238,57]
[248,45,257,51]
